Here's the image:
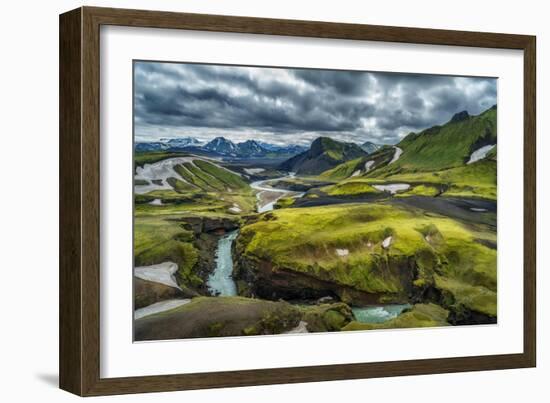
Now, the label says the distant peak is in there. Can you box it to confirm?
[450,111,470,123]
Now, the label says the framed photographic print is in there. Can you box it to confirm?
[59,6,536,396]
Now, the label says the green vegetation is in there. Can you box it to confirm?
[320,179,380,196]
[274,197,296,209]
[319,157,366,180]
[133,106,498,335]
[343,303,449,331]
[378,160,497,200]
[372,106,496,176]
[166,176,197,193]
[194,159,249,190]
[134,215,202,287]
[135,157,256,217]
[435,275,496,317]
[237,202,496,315]
[397,184,440,197]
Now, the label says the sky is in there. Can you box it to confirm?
[134,61,497,146]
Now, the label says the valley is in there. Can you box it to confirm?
[133,106,497,340]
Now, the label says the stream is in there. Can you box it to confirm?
[352,304,411,324]
[205,174,306,298]
[206,230,239,296]
[204,174,416,325]
[250,173,302,213]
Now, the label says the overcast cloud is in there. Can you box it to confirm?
[134,61,497,146]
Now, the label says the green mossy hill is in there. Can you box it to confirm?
[274,197,296,209]
[319,157,367,181]
[320,146,394,180]
[396,184,441,197]
[368,105,496,177]
[135,189,256,218]
[320,179,381,196]
[135,158,255,215]
[236,202,496,317]
[134,215,203,289]
[172,160,249,193]
[377,160,497,200]
[342,303,449,331]
[134,296,302,340]
[280,137,368,175]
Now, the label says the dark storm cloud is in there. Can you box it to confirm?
[134,62,497,145]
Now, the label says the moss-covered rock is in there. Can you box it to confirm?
[300,302,354,332]
[342,303,449,331]
[274,197,296,209]
[134,296,302,340]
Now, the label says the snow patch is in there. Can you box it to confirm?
[351,170,361,177]
[382,236,393,249]
[134,156,242,195]
[389,146,403,164]
[467,144,496,164]
[134,262,180,289]
[244,168,265,175]
[229,203,242,213]
[364,160,375,172]
[149,198,163,206]
[335,248,349,257]
[373,183,410,194]
[134,299,190,320]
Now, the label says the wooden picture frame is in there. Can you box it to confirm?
[59,6,536,396]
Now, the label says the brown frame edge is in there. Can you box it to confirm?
[59,6,536,396]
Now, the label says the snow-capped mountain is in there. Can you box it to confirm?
[204,137,239,154]
[134,136,307,159]
[164,137,204,148]
[237,140,266,156]
[134,142,171,152]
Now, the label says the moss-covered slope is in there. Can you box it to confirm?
[235,203,496,318]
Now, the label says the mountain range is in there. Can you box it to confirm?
[135,136,308,159]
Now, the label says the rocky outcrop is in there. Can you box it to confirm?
[134,277,197,309]
[301,302,355,332]
[234,253,413,306]
[192,232,221,293]
[177,216,239,236]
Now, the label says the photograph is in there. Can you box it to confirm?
[132,61,498,341]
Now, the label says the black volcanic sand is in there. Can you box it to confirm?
[292,193,388,208]
[390,196,496,228]
[290,192,495,228]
